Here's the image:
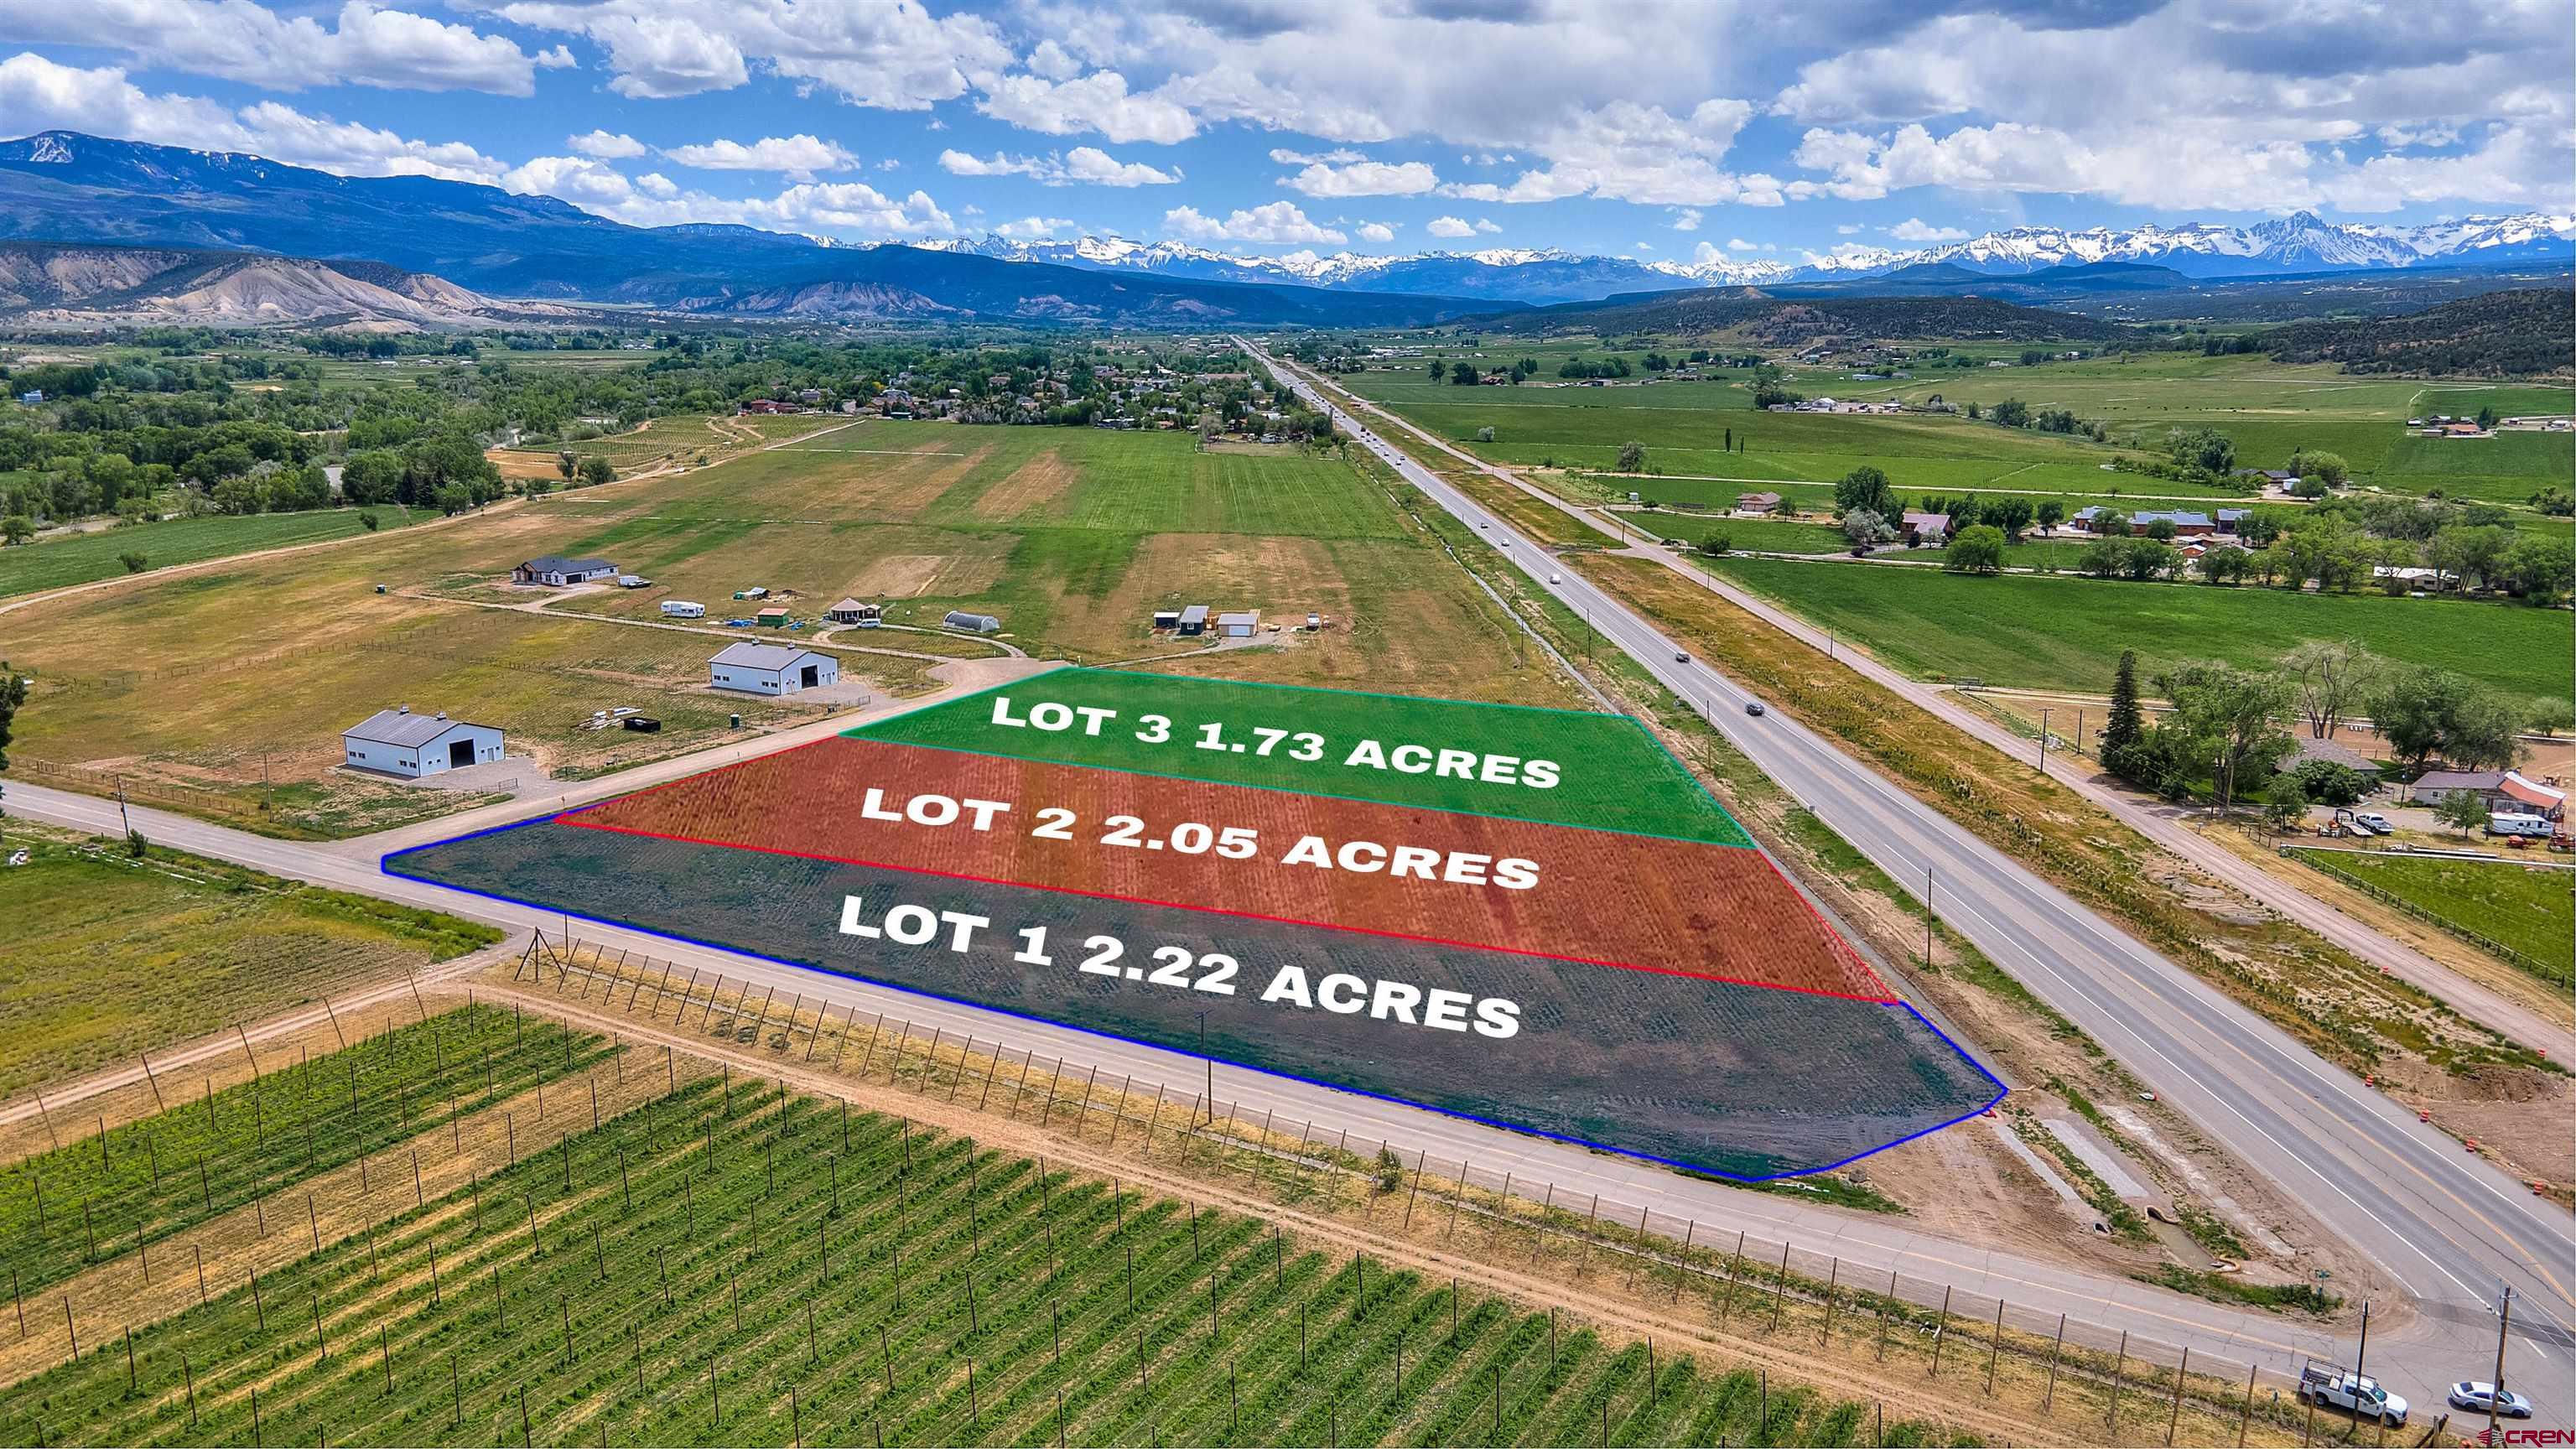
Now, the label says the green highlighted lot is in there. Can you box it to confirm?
[853,669,1753,846]
[2288,849,2573,986]
[1700,555,2573,698]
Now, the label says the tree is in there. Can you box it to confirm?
[1615,441,1646,472]
[1943,524,2007,574]
[1986,496,2033,540]
[0,657,24,774]
[2369,664,2523,771]
[1474,426,1496,443]
[557,451,579,480]
[2288,449,2349,488]
[2163,426,2236,474]
[2143,517,2179,543]
[1841,508,1894,553]
[2262,772,2310,829]
[2526,696,2576,738]
[2281,639,2379,740]
[2433,788,2488,836]
[118,550,148,574]
[2197,548,2249,585]
[125,828,148,858]
[433,481,475,516]
[1697,532,1732,557]
[579,456,616,487]
[2498,535,2575,601]
[2034,500,2064,533]
[339,449,406,506]
[358,511,381,532]
[2475,404,2498,430]
[2290,760,2369,807]
[1989,398,2031,428]
[2122,540,2179,580]
[2102,650,2147,765]
[0,516,30,546]
[2158,660,2295,808]
[1832,465,1897,520]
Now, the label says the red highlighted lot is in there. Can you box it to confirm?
[564,736,1892,1002]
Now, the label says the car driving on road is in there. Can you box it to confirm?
[2448,1383,2532,1417]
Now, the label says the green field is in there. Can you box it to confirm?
[1701,556,2574,698]
[2288,850,2574,984]
[2,423,1582,834]
[0,1005,605,1299]
[1345,351,2573,510]
[856,668,1753,846]
[1633,513,1852,554]
[0,506,428,600]
[0,826,502,1096]
[1,1072,1944,1448]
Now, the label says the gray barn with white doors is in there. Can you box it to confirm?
[342,707,505,778]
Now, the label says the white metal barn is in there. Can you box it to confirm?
[709,641,840,695]
[342,706,505,778]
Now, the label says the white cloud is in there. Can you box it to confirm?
[977,69,1195,144]
[993,215,1078,239]
[1835,222,1863,235]
[1163,200,1344,245]
[937,146,1178,186]
[662,133,857,179]
[1269,146,1366,166]
[1281,158,1438,197]
[7,0,548,95]
[500,150,958,239]
[1724,236,1773,252]
[492,0,1009,107]
[1024,39,1081,81]
[1433,99,1761,207]
[569,128,647,159]
[1355,221,1396,242]
[1670,207,1701,231]
[1424,215,1475,238]
[0,55,510,181]
[1887,216,1968,242]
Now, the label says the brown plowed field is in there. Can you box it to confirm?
[564,737,1890,1001]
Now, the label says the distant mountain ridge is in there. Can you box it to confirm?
[0,240,579,328]
[1,131,2566,317]
[0,131,1503,327]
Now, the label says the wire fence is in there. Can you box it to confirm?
[495,935,2386,1447]
[2280,848,2563,984]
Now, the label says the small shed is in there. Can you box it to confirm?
[1176,605,1210,636]
[511,555,618,586]
[342,706,504,779]
[755,606,792,627]
[1151,610,1182,631]
[1218,610,1260,638]
[709,642,839,695]
[825,598,880,626]
[944,610,1002,634]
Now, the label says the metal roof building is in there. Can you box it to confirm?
[341,706,504,779]
[709,641,840,695]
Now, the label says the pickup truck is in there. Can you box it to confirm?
[2297,1366,2407,1426]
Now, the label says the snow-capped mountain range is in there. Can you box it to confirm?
[920,211,2572,302]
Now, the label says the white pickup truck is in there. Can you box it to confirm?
[2298,1366,2408,1426]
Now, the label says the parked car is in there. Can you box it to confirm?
[2297,1367,2407,1426]
[621,716,662,733]
[2350,811,2394,832]
[2448,1383,2533,1417]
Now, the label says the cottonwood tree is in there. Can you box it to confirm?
[2282,640,2381,740]
[1841,508,1894,552]
[1943,524,2007,574]
[2433,789,2489,836]
[2371,664,2525,772]
[2157,661,2295,808]
[1832,465,1896,519]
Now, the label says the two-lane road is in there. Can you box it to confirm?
[1246,340,2574,1410]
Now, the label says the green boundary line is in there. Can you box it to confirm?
[844,667,1755,849]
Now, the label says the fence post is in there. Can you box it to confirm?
[2042,1313,2066,1410]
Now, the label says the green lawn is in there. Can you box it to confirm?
[0,506,427,600]
[1641,513,1852,554]
[0,824,501,1097]
[1701,555,2575,699]
[2288,850,2573,984]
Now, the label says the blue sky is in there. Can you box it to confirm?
[2,0,2569,264]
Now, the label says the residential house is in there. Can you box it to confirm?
[511,555,618,586]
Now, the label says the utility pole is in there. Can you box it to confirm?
[1197,1011,1213,1125]
[2038,708,2050,772]
[1923,867,1935,967]
[114,778,132,838]
[2487,1285,2512,1447]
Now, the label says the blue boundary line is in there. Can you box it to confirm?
[382,818,2007,1184]
[839,667,1758,850]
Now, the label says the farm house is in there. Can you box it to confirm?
[511,555,619,586]
[709,641,839,695]
[825,598,881,625]
[341,706,504,778]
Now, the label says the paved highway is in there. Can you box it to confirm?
[1243,340,2574,1412]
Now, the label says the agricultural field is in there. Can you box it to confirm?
[0,1005,605,1299]
[0,506,428,600]
[0,824,501,1097]
[1636,513,1852,554]
[0,1064,1958,1448]
[0,420,1587,835]
[1698,554,2573,699]
[491,411,841,480]
[2286,849,2574,986]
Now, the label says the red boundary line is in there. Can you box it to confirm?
[555,811,1899,1005]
